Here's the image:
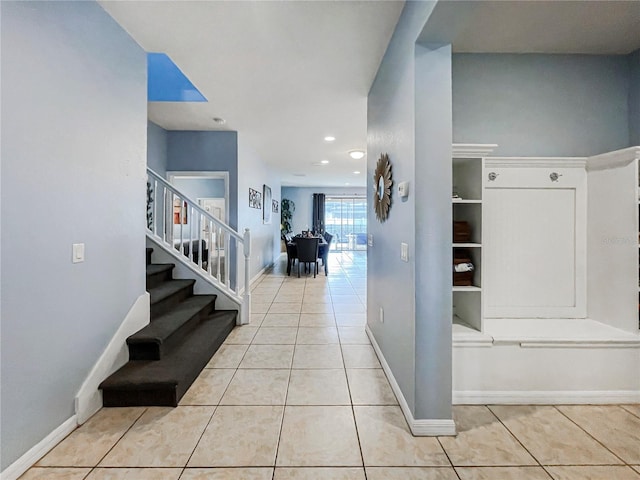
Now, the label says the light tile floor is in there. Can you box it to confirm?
[22,252,640,479]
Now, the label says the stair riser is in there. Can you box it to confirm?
[103,387,177,407]
[128,300,217,361]
[146,268,174,290]
[174,319,235,401]
[150,284,194,318]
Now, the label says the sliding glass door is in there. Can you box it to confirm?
[324,197,367,251]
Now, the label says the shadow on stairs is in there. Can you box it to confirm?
[99,247,236,407]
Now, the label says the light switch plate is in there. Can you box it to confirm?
[72,243,85,263]
[400,242,408,262]
[368,233,374,247]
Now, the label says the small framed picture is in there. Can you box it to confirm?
[272,199,279,213]
[249,188,262,209]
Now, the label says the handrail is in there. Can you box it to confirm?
[148,173,244,241]
[146,167,251,325]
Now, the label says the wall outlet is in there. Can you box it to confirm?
[400,242,408,262]
[379,306,384,323]
[72,243,85,263]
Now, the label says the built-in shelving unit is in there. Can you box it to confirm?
[451,146,640,404]
[451,144,497,333]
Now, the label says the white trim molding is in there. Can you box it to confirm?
[454,390,640,405]
[75,292,150,424]
[587,146,640,171]
[166,170,230,223]
[366,326,457,436]
[0,416,77,480]
[485,157,587,169]
[452,143,498,158]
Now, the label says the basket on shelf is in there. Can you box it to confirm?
[453,221,472,243]
[453,249,475,286]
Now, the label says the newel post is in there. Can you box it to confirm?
[241,228,251,325]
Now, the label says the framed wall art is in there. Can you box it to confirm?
[263,184,272,224]
[249,188,262,209]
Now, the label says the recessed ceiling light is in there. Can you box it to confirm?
[349,150,365,160]
[324,136,336,142]
[345,182,350,186]
[353,171,361,174]
[212,117,226,125]
[321,159,330,164]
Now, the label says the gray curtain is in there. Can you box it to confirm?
[312,193,325,234]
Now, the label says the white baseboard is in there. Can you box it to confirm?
[0,416,77,480]
[250,263,271,286]
[454,390,640,405]
[74,292,150,424]
[365,326,457,436]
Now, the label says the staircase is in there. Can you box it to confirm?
[99,247,237,407]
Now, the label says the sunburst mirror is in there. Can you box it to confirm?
[373,153,393,223]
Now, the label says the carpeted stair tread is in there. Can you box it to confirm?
[148,279,195,305]
[146,263,175,277]
[100,310,237,405]
[128,295,217,346]
[146,263,176,290]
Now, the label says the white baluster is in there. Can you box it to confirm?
[241,228,251,325]
[224,232,230,289]
[217,226,222,282]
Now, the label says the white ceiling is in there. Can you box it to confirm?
[419,1,640,54]
[99,0,405,187]
[100,1,640,188]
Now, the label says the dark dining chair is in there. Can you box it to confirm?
[285,240,298,276]
[319,232,333,276]
[295,237,320,278]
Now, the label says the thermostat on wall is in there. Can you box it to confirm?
[398,181,409,198]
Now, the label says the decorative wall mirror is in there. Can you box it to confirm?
[373,153,393,222]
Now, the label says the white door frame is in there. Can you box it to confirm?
[166,171,230,224]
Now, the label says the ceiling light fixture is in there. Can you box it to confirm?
[353,171,361,174]
[321,159,330,164]
[212,117,226,125]
[324,136,336,142]
[349,150,365,160]
[345,182,350,186]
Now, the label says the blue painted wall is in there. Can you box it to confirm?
[167,131,238,229]
[1,1,147,470]
[172,178,226,200]
[414,43,453,419]
[237,141,283,280]
[165,130,279,282]
[452,54,631,156]
[368,0,445,419]
[147,121,168,175]
[281,186,367,235]
[629,49,640,146]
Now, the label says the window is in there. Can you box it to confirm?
[324,197,367,251]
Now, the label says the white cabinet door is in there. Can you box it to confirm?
[484,164,586,318]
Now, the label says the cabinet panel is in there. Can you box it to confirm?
[484,166,586,318]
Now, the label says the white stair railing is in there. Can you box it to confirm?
[146,168,251,325]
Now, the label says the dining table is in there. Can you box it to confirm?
[286,235,328,276]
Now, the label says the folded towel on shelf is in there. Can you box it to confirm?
[454,262,474,273]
